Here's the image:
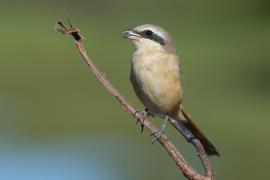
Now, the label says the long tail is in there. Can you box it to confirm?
[172,105,220,156]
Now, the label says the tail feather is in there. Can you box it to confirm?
[177,106,220,156]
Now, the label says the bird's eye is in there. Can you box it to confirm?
[144,30,153,36]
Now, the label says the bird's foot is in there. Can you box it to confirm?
[135,108,151,132]
[151,126,166,144]
[135,108,149,122]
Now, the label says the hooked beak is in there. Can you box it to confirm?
[122,29,141,40]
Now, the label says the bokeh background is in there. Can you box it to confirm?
[1,0,270,179]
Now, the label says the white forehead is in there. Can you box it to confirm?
[133,24,170,40]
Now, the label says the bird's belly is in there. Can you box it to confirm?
[131,58,182,115]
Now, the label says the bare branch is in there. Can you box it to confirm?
[56,20,215,180]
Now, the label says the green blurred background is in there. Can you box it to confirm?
[0,0,270,179]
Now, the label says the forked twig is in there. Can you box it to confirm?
[55,20,215,180]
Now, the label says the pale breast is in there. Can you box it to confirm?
[131,51,183,115]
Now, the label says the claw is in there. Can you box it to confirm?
[140,124,144,133]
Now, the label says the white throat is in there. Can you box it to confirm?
[133,38,165,54]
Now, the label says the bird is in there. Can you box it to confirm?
[122,24,219,156]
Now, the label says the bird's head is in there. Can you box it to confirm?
[122,24,176,53]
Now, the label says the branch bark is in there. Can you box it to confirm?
[56,21,215,180]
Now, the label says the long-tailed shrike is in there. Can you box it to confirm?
[122,24,219,156]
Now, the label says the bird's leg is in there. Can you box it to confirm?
[151,115,169,143]
[135,108,152,132]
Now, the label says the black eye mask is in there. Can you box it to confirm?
[137,30,165,45]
